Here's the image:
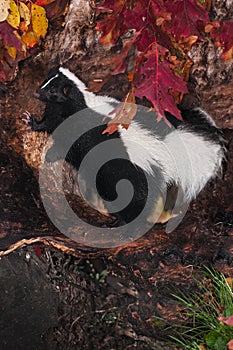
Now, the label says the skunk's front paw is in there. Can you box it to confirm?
[22,111,33,130]
[23,111,47,132]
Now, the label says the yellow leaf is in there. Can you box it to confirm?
[19,2,31,27]
[31,4,48,38]
[7,0,20,28]
[0,0,10,22]
[6,45,17,59]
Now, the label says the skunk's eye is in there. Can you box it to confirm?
[49,86,56,94]
[63,85,71,96]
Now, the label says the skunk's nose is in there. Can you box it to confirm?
[33,91,40,99]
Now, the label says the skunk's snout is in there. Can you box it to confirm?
[33,91,40,99]
[35,88,47,102]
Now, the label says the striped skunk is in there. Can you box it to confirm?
[27,67,225,229]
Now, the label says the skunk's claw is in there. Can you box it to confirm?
[22,111,34,130]
[23,111,31,120]
[22,111,32,125]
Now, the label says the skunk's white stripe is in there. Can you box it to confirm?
[41,74,59,89]
[59,67,118,116]
[59,67,224,202]
[195,107,217,127]
[59,67,86,91]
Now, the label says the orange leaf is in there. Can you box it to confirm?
[222,46,233,60]
[102,123,119,135]
[198,345,206,350]
[226,277,233,289]
[19,21,29,32]
[111,89,137,124]
[103,89,137,135]
[21,31,39,48]
[178,35,198,51]
[127,70,135,83]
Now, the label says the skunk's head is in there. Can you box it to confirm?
[33,67,118,133]
[35,68,87,109]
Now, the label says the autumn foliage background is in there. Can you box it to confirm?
[0,0,233,121]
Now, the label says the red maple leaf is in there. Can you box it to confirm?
[112,35,139,74]
[121,1,171,51]
[165,0,209,38]
[96,14,126,44]
[96,0,123,13]
[208,21,233,60]
[95,0,127,44]
[123,0,170,37]
[95,0,210,121]
[135,28,156,52]
[220,22,233,60]
[134,47,188,119]
[123,1,147,32]
[44,0,69,20]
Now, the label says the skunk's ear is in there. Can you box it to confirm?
[47,68,59,79]
[63,85,72,96]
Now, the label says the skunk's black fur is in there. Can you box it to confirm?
[29,67,224,226]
